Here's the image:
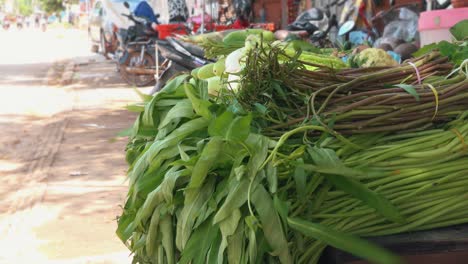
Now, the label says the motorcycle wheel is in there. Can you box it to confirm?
[120,50,155,87]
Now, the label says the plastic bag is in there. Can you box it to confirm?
[381,8,418,42]
[382,20,416,42]
[398,7,418,21]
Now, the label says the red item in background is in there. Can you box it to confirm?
[232,18,249,29]
[215,24,232,31]
[157,24,188,39]
[192,23,215,33]
[250,23,276,31]
[452,0,468,8]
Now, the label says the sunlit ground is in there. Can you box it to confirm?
[0,26,91,117]
[0,26,91,64]
[0,25,133,263]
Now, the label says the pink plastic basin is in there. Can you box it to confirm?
[419,8,468,30]
[418,8,468,45]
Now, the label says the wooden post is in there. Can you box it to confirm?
[281,0,288,29]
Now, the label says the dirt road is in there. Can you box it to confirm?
[0,27,149,263]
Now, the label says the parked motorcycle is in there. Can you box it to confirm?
[150,37,209,94]
[275,0,348,47]
[116,1,162,87]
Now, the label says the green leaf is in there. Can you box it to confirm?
[266,162,278,194]
[213,177,254,224]
[308,147,404,223]
[304,147,370,178]
[135,112,158,138]
[208,110,252,142]
[179,217,220,264]
[117,126,133,137]
[392,84,420,102]
[291,39,321,53]
[247,221,257,264]
[184,82,212,119]
[227,114,252,142]
[450,20,468,41]
[271,81,287,100]
[155,99,185,107]
[130,166,186,235]
[188,137,224,189]
[133,88,153,102]
[130,117,209,185]
[145,204,162,257]
[125,104,145,112]
[206,232,222,264]
[288,217,402,264]
[253,103,267,115]
[327,173,404,223]
[159,74,189,95]
[208,110,235,137]
[227,221,245,264]
[141,93,168,130]
[412,43,437,57]
[294,158,307,198]
[160,214,175,264]
[252,185,293,264]
[177,178,216,251]
[218,209,242,263]
[452,46,468,66]
[438,40,457,57]
[245,134,270,179]
[116,210,135,243]
[178,143,191,162]
[133,233,147,251]
[273,195,289,235]
[158,99,195,130]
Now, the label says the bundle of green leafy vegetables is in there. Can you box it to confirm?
[117,75,468,264]
[116,25,468,264]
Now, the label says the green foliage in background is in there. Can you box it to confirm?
[39,0,64,13]
[18,0,33,16]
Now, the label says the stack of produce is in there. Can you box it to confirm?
[234,45,466,135]
[117,28,468,264]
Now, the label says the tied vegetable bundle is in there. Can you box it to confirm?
[228,45,467,136]
[117,28,468,263]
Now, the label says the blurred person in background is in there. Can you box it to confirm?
[26,16,32,27]
[40,15,47,31]
[17,16,24,29]
[35,15,40,27]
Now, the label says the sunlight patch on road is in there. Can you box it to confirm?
[0,86,73,117]
[0,28,91,65]
[0,205,61,263]
[0,160,22,172]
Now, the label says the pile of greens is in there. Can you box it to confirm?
[117,76,468,264]
[117,25,468,264]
